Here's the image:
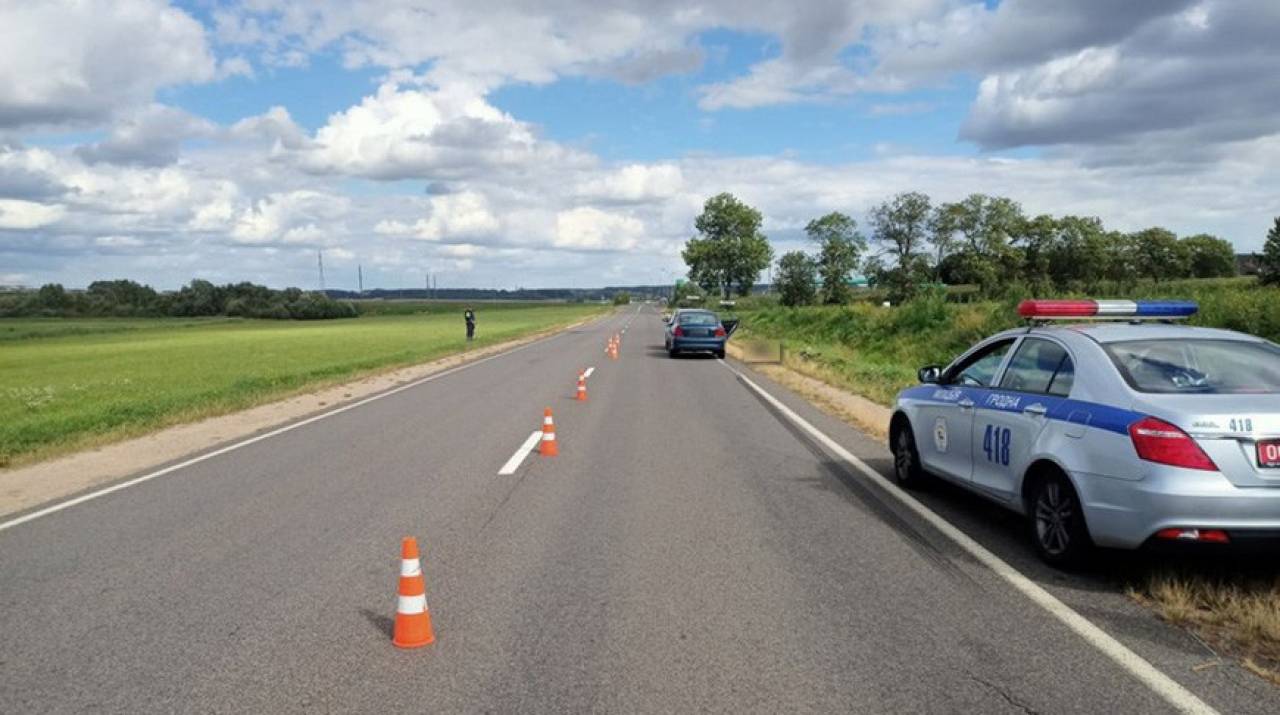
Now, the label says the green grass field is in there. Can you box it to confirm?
[0,304,605,467]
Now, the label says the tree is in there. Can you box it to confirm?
[775,251,818,306]
[1261,217,1280,286]
[612,291,632,305]
[1130,227,1188,281]
[34,283,71,312]
[869,191,933,301]
[1046,216,1110,289]
[932,194,1024,293]
[683,193,774,298]
[1181,234,1237,278]
[805,211,865,304]
[1102,231,1139,286]
[1014,214,1057,292]
[168,279,226,316]
[86,279,158,315]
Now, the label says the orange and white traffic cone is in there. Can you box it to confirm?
[576,373,588,402]
[392,537,435,649]
[540,407,559,456]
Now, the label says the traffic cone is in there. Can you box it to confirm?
[540,407,559,456]
[576,373,588,402]
[392,537,435,649]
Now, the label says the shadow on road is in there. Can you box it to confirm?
[359,607,395,639]
[645,345,721,360]
[861,454,1280,599]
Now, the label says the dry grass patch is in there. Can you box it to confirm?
[1130,571,1280,685]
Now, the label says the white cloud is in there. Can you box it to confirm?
[412,191,502,242]
[75,105,216,167]
[0,0,216,128]
[94,235,146,248]
[292,81,586,180]
[577,164,683,203]
[554,207,644,251]
[0,199,65,229]
[230,191,349,245]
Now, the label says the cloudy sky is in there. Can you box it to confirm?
[2,0,1279,290]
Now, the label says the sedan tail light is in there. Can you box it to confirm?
[1128,416,1218,471]
[672,325,684,336]
[1154,527,1229,544]
[714,326,726,337]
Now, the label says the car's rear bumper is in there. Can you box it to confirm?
[1077,467,1280,549]
[671,337,726,353]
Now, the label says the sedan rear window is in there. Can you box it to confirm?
[1104,339,1280,394]
[678,312,718,326]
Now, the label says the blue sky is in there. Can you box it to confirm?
[2,1,1278,290]
[161,27,989,166]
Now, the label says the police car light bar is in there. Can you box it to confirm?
[1017,299,1198,320]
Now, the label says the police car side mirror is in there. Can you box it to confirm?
[918,365,942,384]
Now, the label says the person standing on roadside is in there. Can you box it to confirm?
[464,306,476,342]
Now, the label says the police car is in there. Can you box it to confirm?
[889,299,1280,566]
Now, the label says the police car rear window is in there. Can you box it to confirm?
[1104,339,1280,394]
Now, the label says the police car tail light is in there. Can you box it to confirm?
[1017,299,1198,320]
[1154,528,1230,544]
[1128,417,1218,471]
[714,326,726,337]
[672,325,684,336]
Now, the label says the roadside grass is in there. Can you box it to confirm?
[1129,570,1280,684]
[725,276,1280,684]
[0,305,604,467]
[731,276,1280,406]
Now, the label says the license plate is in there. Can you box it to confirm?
[1257,440,1280,468]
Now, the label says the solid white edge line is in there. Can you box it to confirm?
[498,431,543,476]
[0,322,591,534]
[583,367,595,379]
[718,360,1217,715]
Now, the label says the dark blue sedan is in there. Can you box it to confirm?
[664,309,737,358]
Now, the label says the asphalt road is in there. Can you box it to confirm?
[2,305,1278,713]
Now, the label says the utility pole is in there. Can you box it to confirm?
[317,250,325,292]
[357,264,363,295]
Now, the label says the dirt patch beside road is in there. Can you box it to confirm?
[726,341,891,441]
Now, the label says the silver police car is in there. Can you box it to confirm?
[889,299,1280,566]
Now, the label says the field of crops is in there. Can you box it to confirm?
[0,303,604,467]
[731,276,1280,405]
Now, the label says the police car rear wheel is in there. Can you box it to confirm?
[1030,472,1091,567]
[893,425,928,489]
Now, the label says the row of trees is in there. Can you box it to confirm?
[0,279,358,319]
[861,192,1238,303]
[682,191,1246,307]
